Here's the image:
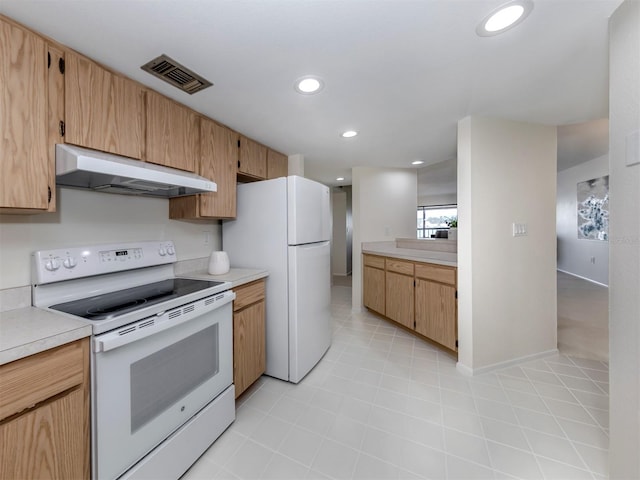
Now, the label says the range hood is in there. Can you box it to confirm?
[55,144,216,198]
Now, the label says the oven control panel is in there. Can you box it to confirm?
[32,241,177,285]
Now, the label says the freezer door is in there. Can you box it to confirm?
[288,176,331,245]
[288,241,331,383]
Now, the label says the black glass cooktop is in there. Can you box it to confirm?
[50,278,224,321]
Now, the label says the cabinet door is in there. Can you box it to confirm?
[233,300,266,397]
[169,119,238,219]
[267,149,288,179]
[65,51,145,159]
[415,279,457,350]
[363,266,385,315]
[145,90,199,172]
[385,271,414,329]
[238,135,267,179]
[46,44,65,213]
[0,18,49,211]
[199,119,238,217]
[0,388,87,479]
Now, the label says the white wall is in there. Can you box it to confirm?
[331,189,348,276]
[557,154,609,285]
[0,188,221,290]
[608,1,640,477]
[417,158,457,207]
[457,116,558,373]
[352,167,417,311]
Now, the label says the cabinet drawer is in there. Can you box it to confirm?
[233,279,266,312]
[363,254,385,269]
[415,263,456,285]
[385,258,414,276]
[0,340,86,421]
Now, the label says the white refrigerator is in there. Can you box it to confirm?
[222,176,331,383]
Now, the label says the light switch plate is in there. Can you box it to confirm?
[512,222,527,237]
[626,130,640,167]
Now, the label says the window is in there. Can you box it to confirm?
[417,205,457,238]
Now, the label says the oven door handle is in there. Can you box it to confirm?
[93,290,235,353]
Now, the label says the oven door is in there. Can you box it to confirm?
[92,290,234,480]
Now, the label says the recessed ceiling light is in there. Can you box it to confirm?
[476,0,533,36]
[336,177,345,181]
[412,160,424,166]
[341,130,358,138]
[295,76,324,94]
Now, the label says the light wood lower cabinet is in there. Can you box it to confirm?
[415,279,457,351]
[362,253,458,353]
[385,271,414,329]
[233,279,266,398]
[363,257,385,315]
[0,338,90,479]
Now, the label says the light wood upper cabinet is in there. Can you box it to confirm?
[64,50,145,159]
[267,149,288,179]
[170,118,238,219]
[0,17,51,212]
[238,135,267,180]
[0,338,90,479]
[145,90,199,172]
[233,279,266,398]
[46,44,64,213]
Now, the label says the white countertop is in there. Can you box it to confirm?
[177,267,269,288]
[362,241,457,267]
[0,307,92,366]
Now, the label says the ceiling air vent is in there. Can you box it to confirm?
[141,54,212,94]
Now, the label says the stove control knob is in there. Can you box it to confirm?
[167,246,175,256]
[45,259,60,271]
[63,257,77,269]
[158,247,167,257]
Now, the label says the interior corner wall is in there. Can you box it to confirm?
[0,188,221,290]
[457,116,558,372]
[352,167,417,311]
[557,155,609,285]
[288,154,304,176]
[418,193,458,207]
[608,0,640,477]
[331,189,348,276]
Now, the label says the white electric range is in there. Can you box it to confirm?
[32,241,236,480]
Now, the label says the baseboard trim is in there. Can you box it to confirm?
[456,348,559,376]
[557,269,609,288]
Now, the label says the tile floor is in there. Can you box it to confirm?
[182,284,609,480]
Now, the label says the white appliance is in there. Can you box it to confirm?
[223,176,331,383]
[32,241,235,480]
[55,144,217,197]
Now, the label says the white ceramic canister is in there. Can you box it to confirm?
[208,251,230,275]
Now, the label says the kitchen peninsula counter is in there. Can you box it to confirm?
[362,241,457,267]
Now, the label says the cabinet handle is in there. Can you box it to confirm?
[47,52,51,68]
[59,121,65,137]
[237,160,240,169]
[58,58,65,74]
[48,186,52,204]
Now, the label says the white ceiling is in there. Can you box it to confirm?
[0,0,620,186]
